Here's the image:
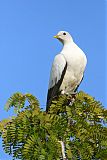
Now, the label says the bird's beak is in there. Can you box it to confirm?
[53,35,59,39]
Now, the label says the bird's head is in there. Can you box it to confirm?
[54,31,73,45]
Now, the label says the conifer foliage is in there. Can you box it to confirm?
[0,91,107,159]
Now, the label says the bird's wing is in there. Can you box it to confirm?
[46,54,67,112]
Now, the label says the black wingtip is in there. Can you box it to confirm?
[46,97,52,113]
[46,62,67,113]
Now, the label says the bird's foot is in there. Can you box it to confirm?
[70,91,77,95]
[61,91,77,99]
[61,90,65,95]
[67,92,77,106]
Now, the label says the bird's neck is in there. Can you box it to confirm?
[61,41,73,53]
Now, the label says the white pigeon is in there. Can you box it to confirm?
[46,31,87,112]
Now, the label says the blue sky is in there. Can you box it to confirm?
[0,0,106,159]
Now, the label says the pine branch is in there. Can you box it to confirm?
[58,140,67,160]
[0,91,107,159]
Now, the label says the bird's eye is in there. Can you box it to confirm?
[63,32,66,35]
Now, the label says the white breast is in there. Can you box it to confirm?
[60,42,87,93]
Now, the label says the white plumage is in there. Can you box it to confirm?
[46,31,87,111]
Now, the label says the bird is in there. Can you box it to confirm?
[46,31,87,112]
